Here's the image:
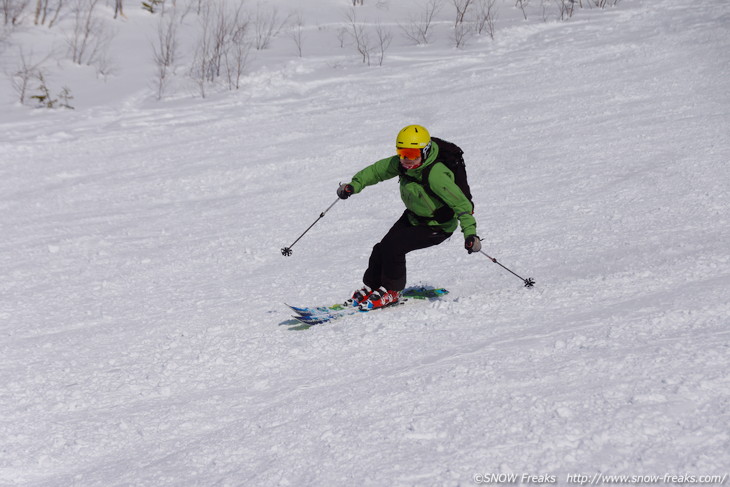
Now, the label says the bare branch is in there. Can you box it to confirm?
[400,0,441,46]
[10,46,52,104]
[286,14,305,58]
[516,0,530,20]
[474,0,497,39]
[152,9,178,99]
[374,20,392,66]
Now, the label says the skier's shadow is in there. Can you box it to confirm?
[278,318,314,331]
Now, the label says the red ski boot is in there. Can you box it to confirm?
[359,286,400,310]
[349,286,373,307]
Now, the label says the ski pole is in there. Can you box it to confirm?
[479,250,535,288]
[281,197,340,257]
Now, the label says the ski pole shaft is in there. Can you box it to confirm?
[479,250,535,288]
[281,197,340,256]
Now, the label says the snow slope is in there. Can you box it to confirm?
[1,0,729,485]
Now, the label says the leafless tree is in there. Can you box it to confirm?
[0,23,9,47]
[374,20,392,66]
[540,0,550,21]
[152,9,178,99]
[33,0,63,28]
[189,0,251,97]
[452,19,471,48]
[335,26,347,48]
[209,5,230,78]
[2,0,30,25]
[451,0,474,48]
[474,0,497,39]
[345,7,371,64]
[555,0,575,20]
[30,71,56,107]
[515,0,529,20]
[400,0,441,45]
[67,0,114,66]
[223,8,250,90]
[453,0,473,26]
[252,3,289,50]
[113,0,123,19]
[57,85,73,108]
[10,47,51,104]
[287,15,305,57]
[190,5,212,97]
[352,0,364,5]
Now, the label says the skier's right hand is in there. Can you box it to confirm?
[337,183,354,200]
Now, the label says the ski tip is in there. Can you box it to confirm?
[286,303,317,316]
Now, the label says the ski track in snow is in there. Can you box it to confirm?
[1,0,729,485]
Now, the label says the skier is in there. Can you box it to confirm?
[337,124,482,310]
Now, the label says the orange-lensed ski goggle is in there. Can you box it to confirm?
[396,147,422,159]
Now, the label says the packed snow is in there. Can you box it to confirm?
[1,0,729,485]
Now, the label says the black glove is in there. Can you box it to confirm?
[337,183,354,200]
[465,235,482,254]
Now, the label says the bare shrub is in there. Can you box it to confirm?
[335,26,347,48]
[400,0,441,46]
[374,20,392,66]
[224,12,250,90]
[287,14,304,57]
[2,0,30,25]
[1,22,12,50]
[33,0,65,27]
[10,47,51,104]
[342,8,392,67]
[344,6,370,65]
[152,9,178,99]
[453,0,473,25]
[555,0,575,20]
[113,0,123,19]
[475,0,497,39]
[57,85,73,108]
[451,0,474,48]
[452,21,471,48]
[516,0,529,20]
[252,3,289,50]
[189,5,212,97]
[189,0,251,97]
[30,72,56,107]
[67,0,114,66]
[540,0,550,21]
[27,72,73,108]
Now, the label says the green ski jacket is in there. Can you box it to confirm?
[348,141,477,237]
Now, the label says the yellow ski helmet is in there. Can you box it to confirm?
[396,124,432,161]
[396,124,431,149]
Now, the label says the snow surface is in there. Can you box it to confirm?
[1,0,729,485]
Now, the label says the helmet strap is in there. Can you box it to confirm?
[421,141,432,160]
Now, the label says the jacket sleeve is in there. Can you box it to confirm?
[427,164,477,237]
[349,156,400,193]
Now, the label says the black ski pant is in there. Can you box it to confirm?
[363,211,452,292]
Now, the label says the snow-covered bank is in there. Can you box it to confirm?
[1,0,729,485]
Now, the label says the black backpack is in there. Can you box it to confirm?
[399,136,474,223]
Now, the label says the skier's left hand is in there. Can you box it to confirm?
[465,235,482,254]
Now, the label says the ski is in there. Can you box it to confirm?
[286,287,449,327]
